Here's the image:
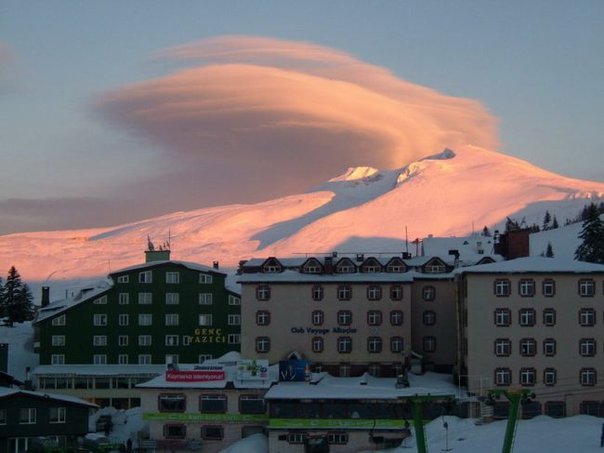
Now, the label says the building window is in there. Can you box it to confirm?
[422,286,436,301]
[543,338,557,356]
[579,338,597,356]
[543,368,557,386]
[198,293,213,305]
[163,424,186,439]
[165,335,179,346]
[200,395,227,413]
[519,308,536,327]
[228,314,241,326]
[51,335,65,346]
[93,335,107,346]
[520,338,536,356]
[138,335,152,346]
[494,279,511,297]
[311,285,324,301]
[390,310,403,326]
[495,368,512,386]
[580,368,597,386]
[117,275,129,283]
[198,354,212,362]
[256,337,270,353]
[367,285,382,301]
[579,308,596,326]
[518,279,535,297]
[542,279,556,297]
[390,285,403,300]
[19,408,36,424]
[118,354,128,364]
[51,354,65,365]
[165,293,179,304]
[422,310,436,326]
[199,274,213,284]
[337,310,352,326]
[494,308,511,327]
[52,315,66,326]
[336,259,356,273]
[337,285,352,301]
[93,295,107,304]
[165,314,179,326]
[256,310,271,326]
[228,295,240,305]
[201,425,224,440]
[386,259,406,273]
[312,310,324,326]
[339,364,351,377]
[159,393,186,412]
[93,354,107,365]
[165,272,180,284]
[93,314,107,326]
[118,314,129,326]
[287,433,306,444]
[228,334,241,344]
[367,310,382,326]
[138,354,152,364]
[327,432,349,445]
[494,338,511,356]
[579,279,595,297]
[239,395,266,414]
[118,335,128,346]
[423,336,436,353]
[118,293,129,304]
[48,407,66,424]
[138,293,152,304]
[199,314,213,326]
[337,336,352,353]
[520,367,536,386]
[302,259,322,274]
[138,270,152,283]
[312,337,324,353]
[138,314,152,326]
[367,336,382,353]
[390,336,404,353]
[543,308,556,326]
[256,285,271,301]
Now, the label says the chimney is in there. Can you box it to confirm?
[213,261,219,270]
[41,286,50,307]
[145,249,171,263]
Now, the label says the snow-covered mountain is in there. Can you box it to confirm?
[1,145,602,285]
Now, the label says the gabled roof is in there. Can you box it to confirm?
[110,260,224,277]
[34,282,111,324]
[0,387,98,408]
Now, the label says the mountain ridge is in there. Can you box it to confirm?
[1,145,602,283]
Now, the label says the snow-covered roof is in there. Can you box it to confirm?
[111,259,225,276]
[456,256,604,275]
[33,364,166,376]
[34,281,111,324]
[264,371,457,400]
[0,387,98,408]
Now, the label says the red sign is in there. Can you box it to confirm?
[166,369,225,382]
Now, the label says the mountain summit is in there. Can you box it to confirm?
[1,145,602,282]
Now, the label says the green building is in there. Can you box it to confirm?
[33,249,241,408]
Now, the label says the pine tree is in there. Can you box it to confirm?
[545,242,554,258]
[575,204,604,264]
[0,266,35,324]
[543,211,552,230]
[552,216,559,229]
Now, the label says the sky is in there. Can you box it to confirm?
[1,1,603,235]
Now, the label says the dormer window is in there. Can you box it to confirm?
[424,259,447,273]
[361,258,382,273]
[262,258,282,273]
[335,258,356,273]
[386,258,406,273]
[302,258,323,274]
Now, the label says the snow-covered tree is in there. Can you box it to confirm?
[575,204,604,264]
[545,242,554,258]
[0,266,35,324]
[543,210,552,230]
[552,216,559,229]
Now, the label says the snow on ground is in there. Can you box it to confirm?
[218,433,268,453]
[0,322,38,381]
[89,406,148,446]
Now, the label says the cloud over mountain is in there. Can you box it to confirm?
[97,35,499,201]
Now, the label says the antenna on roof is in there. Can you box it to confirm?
[168,228,171,251]
[147,235,155,251]
[405,226,409,254]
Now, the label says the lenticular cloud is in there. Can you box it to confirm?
[98,35,498,195]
